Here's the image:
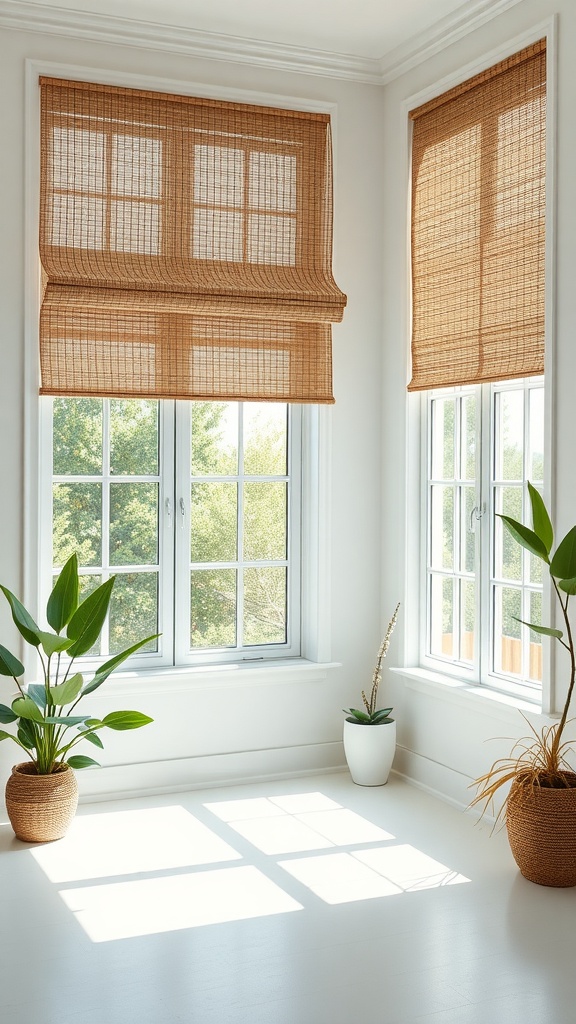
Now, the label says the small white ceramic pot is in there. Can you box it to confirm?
[343,718,396,786]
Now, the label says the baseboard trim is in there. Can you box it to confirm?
[76,741,347,803]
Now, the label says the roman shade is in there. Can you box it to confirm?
[408,40,546,391]
[39,78,347,403]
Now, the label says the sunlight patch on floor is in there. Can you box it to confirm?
[279,845,470,904]
[204,793,395,855]
[59,864,303,941]
[30,805,241,883]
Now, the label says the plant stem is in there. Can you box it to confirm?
[551,578,576,763]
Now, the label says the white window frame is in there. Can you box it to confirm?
[401,20,557,714]
[40,398,302,671]
[25,61,336,687]
[420,377,546,703]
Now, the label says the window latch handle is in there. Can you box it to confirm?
[469,503,486,533]
[179,496,186,528]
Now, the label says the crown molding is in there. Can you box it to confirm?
[0,0,383,84]
[379,0,527,83]
[0,0,527,85]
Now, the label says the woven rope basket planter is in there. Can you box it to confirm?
[5,762,78,843]
[506,772,576,887]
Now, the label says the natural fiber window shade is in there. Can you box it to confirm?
[39,77,346,403]
[408,40,546,392]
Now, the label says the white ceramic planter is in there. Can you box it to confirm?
[343,718,396,786]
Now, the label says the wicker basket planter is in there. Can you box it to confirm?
[5,762,78,843]
[506,772,576,887]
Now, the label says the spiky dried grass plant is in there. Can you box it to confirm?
[471,716,576,824]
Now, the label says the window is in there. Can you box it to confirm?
[44,397,302,668]
[36,76,346,675]
[424,376,544,696]
[409,41,547,697]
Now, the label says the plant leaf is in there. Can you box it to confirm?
[47,553,79,633]
[0,643,25,678]
[82,634,161,695]
[27,684,48,710]
[515,617,563,639]
[0,587,42,646]
[371,707,394,723]
[528,482,553,554]
[558,576,576,596]
[101,710,153,730]
[38,631,75,657]
[497,515,549,561]
[0,703,17,724]
[12,696,44,722]
[0,729,18,742]
[44,715,91,726]
[49,673,83,707]
[550,526,576,580]
[66,577,116,657]
[343,708,372,723]
[17,719,36,748]
[80,731,104,749]
[66,755,100,769]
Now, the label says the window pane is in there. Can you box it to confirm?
[529,388,544,482]
[462,486,476,573]
[494,585,521,676]
[53,398,102,476]
[191,483,237,562]
[494,485,522,581]
[430,485,454,570]
[53,482,101,568]
[243,567,286,645]
[191,568,236,648]
[191,402,238,476]
[430,575,453,658]
[108,572,159,654]
[461,394,476,480]
[243,404,287,476]
[460,578,475,663]
[431,398,455,479]
[110,400,159,476]
[529,590,543,682]
[244,483,286,561]
[496,390,523,480]
[110,483,158,566]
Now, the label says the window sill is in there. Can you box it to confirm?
[85,658,341,700]
[389,665,552,726]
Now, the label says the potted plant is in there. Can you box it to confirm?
[472,483,576,886]
[343,603,400,786]
[0,553,155,842]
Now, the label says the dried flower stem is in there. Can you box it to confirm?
[362,603,400,716]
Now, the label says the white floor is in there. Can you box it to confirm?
[1,771,575,1024]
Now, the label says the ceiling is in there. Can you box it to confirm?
[8,0,520,64]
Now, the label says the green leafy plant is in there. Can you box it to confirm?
[0,553,156,774]
[343,602,400,724]
[472,483,576,817]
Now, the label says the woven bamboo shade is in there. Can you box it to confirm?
[408,40,546,391]
[39,78,347,403]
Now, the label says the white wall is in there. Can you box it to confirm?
[0,23,385,806]
[381,0,576,811]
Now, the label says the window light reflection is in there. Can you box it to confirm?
[60,865,303,942]
[30,806,241,883]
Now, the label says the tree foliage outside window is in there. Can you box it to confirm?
[51,398,294,666]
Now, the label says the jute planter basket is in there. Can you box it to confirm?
[5,762,78,843]
[506,772,576,887]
